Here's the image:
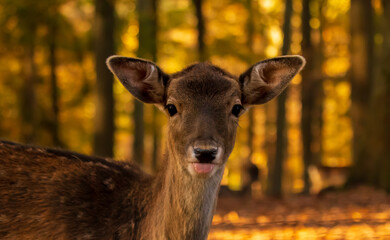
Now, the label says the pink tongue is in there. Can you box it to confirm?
[193,163,215,174]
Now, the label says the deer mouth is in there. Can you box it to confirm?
[191,163,216,174]
[186,144,223,177]
[187,162,220,177]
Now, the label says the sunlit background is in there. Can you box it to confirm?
[1,0,390,238]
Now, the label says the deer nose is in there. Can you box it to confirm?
[193,147,218,163]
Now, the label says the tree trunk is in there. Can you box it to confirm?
[93,0,115,157]
[240,0,258,195]
[378,0,390,191]
[300,0,325,194]
[300,0,314,194]
[192,0,206,61]
[348,0,374,185]
[21,41,37,143]
[268,0,292,197]
[134,0,158,166]
[49,16,61,147]
[311,0,325,172]
[137,0,157,60]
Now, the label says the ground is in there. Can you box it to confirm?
[209,186,390,240]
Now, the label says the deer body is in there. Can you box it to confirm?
[0,141,217,239]
[0,55,305,239]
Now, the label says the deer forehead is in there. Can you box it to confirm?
[167,64,241,106]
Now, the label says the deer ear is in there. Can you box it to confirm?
[239,55,305,105]
[106,56,168,104]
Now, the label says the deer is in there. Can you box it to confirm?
[0,55,305,240]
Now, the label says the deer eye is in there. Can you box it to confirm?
[231,104,244,117]
[165,104,177,116]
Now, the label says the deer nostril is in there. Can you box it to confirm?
[193,148,218,163]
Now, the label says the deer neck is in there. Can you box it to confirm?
[142,151,224,240]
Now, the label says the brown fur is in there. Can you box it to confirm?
[0,141,151,240]
[0,55,305,240]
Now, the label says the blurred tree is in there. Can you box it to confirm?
[10,1,62,144]
[2,0,43,143]
[0,0,93,148]
[348,0,374,185]
[134,0,158,166]
[192,0,206,61]
[300,0,324,194]
[311,0,324,181]
[301,0,314,194]
[241,0,257,195]
[48,6,61,147]
[93,0,116,157]
[376,0,390,191]
[21,30,37,143]
[268,0,292,197]
[245,0,254,158]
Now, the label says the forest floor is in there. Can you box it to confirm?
[209,186,390,240]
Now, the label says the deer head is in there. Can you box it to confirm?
[107,56,305,179]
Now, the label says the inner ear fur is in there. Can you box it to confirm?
[239,55,306,105]
[106,56,169,104]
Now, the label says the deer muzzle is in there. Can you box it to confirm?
[193,147,218,163]
[187,143,223,176]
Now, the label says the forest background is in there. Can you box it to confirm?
[0,0,389,197]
